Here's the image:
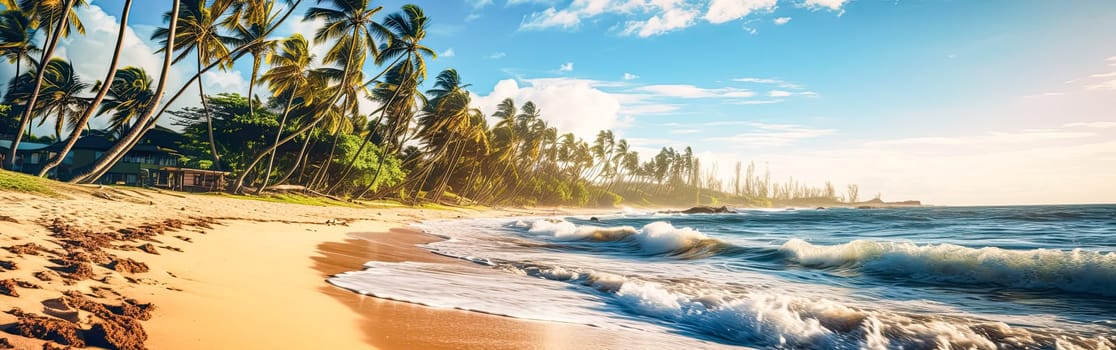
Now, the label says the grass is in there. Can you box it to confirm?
[209,192,363,208]
[0,169,58,196]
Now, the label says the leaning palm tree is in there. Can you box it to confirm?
[152,0,236,170]
[4,0,86,170]
[2,59,89,140]
[225,0,277,150]
[0,9,39,98]
[252,33,312,194]
[38,0,134,177]
[327,4,434,195]
[96,67,154,132]
[34,58,89,140]
[69,0,181,184]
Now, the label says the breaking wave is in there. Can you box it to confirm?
[780,239,1116,296]
[519,219,731,258]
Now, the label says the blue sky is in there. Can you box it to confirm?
[5,0,1116,204]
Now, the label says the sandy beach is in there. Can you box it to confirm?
[0,182,632,349]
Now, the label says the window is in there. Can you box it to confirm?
[63,151,74,165]
[29,153,40,164]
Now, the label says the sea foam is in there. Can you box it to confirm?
[780,239,1116,296]
[524,219,725,256]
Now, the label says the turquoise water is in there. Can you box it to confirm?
[331,205,1116,349]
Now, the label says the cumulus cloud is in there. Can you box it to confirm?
[704,0,777,24]
[559,62,574,72]
[803,0,849,11]
[471,78,624,139]
[774,16,792,25]
[768,90,793,97]
[623,73,640,80]
[623,6,700,37]
[442,48,456,57]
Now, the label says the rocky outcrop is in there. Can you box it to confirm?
[677,206,735,214]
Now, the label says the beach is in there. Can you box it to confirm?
[0,183,630,349]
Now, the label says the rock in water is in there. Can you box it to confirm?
[679,206,735,214]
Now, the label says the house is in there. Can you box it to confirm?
[0,139,54,174]
[6,127,227,192]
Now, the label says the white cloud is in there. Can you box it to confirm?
[623,73,640,80]
[1086,79,1116,91]
[519,0,849,36]
[1063,121,1116,129]
[733,99,783,105]
[733,77,804,89]
[487,52,507,59]
[471,78,623,139]
[637,84,754,98]
[768,90,792,97]
[520,7,583,30]
[442,48,456,57]
[467,0,494,9]
[623,6,700,37]
[705,123,836,147]
[1022,92,1065,98]
[704,0,777,24]
[803,0,849,11]
[865,129,1095,146]
[202,70,248,92]
[559,62,574,72]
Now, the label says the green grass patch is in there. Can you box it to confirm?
[0,169,58,196]
[209,192,362,208]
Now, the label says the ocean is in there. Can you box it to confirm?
[330,205,1116,349]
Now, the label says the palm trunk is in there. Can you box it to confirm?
[6,0,74,170]
[275,132,313,185]
[232,116,323,193]
[197,55,221,171]
[432,139,467,203]
[308,129,341,190]
[254,91,293,194]
[138,0,304,144]
[68,0,180,184]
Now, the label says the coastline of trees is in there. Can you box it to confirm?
[0,0,874,208]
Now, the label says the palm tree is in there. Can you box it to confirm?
[409,69,475,203]
[0,9,39,99]
[301,0,391,192]
[225,0,277,154]
[5,0,86,170]
[34,58,88,140]
[305,0,389,104]
[152,0,236,170]
[38,0,134,177]
[2,59,89,140]
[69,0,181,184]
[97,67,154,132]
[252,33,312,194]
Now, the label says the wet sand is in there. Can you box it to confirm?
[0,181,646,349]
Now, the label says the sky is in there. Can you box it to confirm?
[2,0,1115,205]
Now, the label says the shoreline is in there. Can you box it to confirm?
[316,228,639,350]
[0,184,632,349]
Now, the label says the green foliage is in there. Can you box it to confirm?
[172,93,278,172]
[0,169,57,196]
[331,133,406,194]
